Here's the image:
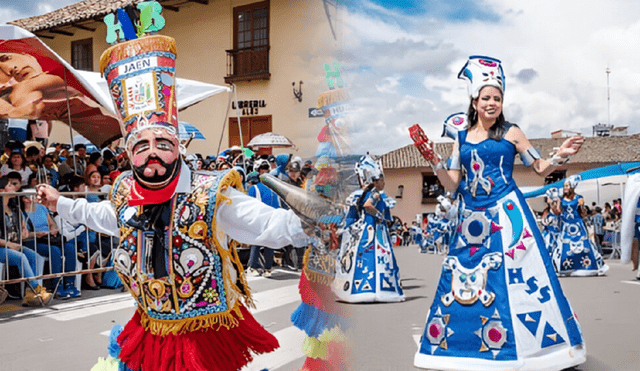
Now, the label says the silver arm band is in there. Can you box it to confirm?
[431,160,448,173]
[549,154,570,166]
[519,147,541,166]
[548,147,570,166]
[448,153,461,170]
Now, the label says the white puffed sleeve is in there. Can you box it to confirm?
[56,196,119,237]
[216,187,311,248]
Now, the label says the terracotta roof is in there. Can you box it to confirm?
[9,0,200,34]
[8,1,140,33]
[381,134,640,169]
[380,142,453,169]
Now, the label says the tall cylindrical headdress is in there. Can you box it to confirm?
[457,56,505,99]
[317,87,352,158]
[100,35,178,150]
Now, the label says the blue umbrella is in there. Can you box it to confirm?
[179,121,205,141]
[72,134,100,153]
[8,119,28,142]
[523,162,640,198]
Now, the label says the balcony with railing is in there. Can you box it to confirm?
[225,45,271,83]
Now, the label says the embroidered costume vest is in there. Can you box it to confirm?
[111,169,252,336]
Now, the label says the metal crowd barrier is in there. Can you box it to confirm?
[0,191,116,291]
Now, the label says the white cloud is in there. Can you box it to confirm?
[375,76,401,94]
[337,0,640,155]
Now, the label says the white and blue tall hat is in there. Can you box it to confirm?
[458,56,505,99]
[566,175,581,189]
[355,154,383,185]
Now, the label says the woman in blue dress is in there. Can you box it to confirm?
[414,56,586,370]
[551,176,608,276]
[541,188,562,258]
[333,155,405,303]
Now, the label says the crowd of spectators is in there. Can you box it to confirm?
[0,139,121,307]
[0,136,330,304]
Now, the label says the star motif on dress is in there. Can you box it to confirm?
[475,308,508,359]
[581,256,592,268]
[562,258,573,269]
[424,306,454,354]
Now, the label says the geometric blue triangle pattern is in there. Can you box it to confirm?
[540,322,565,348]
[516,311,542,337]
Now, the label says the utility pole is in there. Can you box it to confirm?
[606,67,611,127]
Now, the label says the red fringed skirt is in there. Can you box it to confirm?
[117,305,278,371]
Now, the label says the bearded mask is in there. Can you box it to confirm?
[129,125,181,189]
[101,36,182,205]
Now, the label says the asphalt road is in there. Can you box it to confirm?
[347,245,640,371]
[0,269,309,371]
[0,246,638,371]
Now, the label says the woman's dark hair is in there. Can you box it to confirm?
[102,150,115,162]
[466,89,507,141]
[68,175,85,191]
[8,152,27,170]
[356,183,375,214]
[6,171,22,183]
[26,146,40,157]
[89,151,102,165]
[18,189,36,212]
[27,172,38,184]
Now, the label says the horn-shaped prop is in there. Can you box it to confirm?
[259,174,345,225]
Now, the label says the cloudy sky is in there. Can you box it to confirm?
[2,1,639,157]
[333,0,640,155]
[0,0,77,25]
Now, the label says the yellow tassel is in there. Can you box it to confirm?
[317,326,349,343]
[208,170,254,310]
[304,268,335,287]
[90,356,120,371]
[301,326,350,360]
[138,302,246,336]
[230,240,255,309]
[302,336,329,359]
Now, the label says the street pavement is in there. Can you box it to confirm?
[0,269,308,371]
[1,246,639,371]
[348,245,640,371]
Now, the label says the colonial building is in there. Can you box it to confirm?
[379,134,640,223]
[9,0,340,158]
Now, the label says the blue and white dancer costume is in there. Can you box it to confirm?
[422,214,442,254]
[621,173,640,279]
[333,155,404,303]
[551,177,608,277]
[414,56,586,371]
[541,188,562,257]
[422,195,458,254]
[541,211,561,256]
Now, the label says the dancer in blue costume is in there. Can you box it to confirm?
[551,176,608,276]
[333,155,405,303]
[621,173,640,280]
[413,56,587,371]
[422,195,458,255]
[541,188,562,257]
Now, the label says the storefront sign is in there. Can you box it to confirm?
[232,100,266,116]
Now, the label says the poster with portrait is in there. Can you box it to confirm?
[0,25,121,147]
